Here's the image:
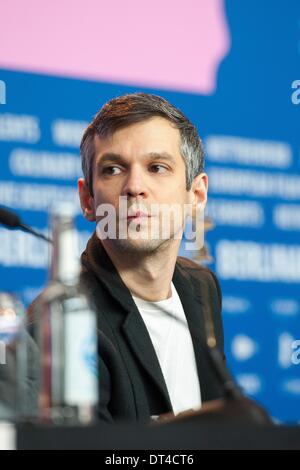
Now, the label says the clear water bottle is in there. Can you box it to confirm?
[32,205,98,424]
[0,293,28,422]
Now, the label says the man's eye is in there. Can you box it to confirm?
[102,166,122,175]
[149,164,168,173]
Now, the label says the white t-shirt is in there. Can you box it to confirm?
[131,283,202,415]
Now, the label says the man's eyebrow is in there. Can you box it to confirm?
[146,152,177,165]
[96,152,177,166]
[96,153,125,166]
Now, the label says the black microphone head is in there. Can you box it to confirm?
[0,207,21,228]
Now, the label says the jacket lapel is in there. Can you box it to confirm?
[172,263,221,402]
[81,233,172,411]
[122,310,172,410]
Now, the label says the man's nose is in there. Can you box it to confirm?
[121,167,148,198]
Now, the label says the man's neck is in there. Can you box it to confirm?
[101,239,180,302]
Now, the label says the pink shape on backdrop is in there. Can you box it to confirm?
[0,0,230,94]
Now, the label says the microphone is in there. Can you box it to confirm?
[0,206,20,228]
[0,206,53,244]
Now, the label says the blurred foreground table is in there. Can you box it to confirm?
[10,421,300,450]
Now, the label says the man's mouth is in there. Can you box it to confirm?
[127,211,150,221]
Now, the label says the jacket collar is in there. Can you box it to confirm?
[81,232,136,311]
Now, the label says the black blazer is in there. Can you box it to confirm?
[80,233,225,423]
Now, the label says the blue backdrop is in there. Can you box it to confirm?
[0,0,299,423]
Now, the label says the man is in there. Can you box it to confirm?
[78,92,225,423]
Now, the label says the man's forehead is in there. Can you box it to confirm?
[93,117,181,160]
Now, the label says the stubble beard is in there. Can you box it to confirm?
[108,228,172,257]
[108,218,183,258]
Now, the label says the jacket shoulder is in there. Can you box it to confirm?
[176,256,222,317]
[177,255,213,273]
[177,256,224,356]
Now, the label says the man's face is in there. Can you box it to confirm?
[79,116,207,255]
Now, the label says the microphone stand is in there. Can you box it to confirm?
[18,223,53,244]
[150,287,272,426]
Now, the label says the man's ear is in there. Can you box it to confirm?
[190,173,208,211]
[78,178,96,222]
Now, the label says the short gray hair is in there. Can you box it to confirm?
[80,92,204,195]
